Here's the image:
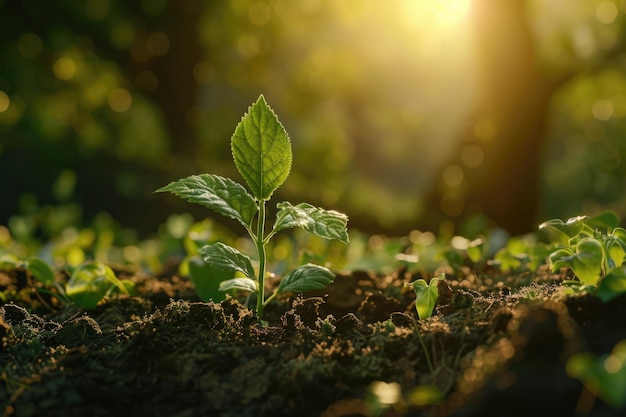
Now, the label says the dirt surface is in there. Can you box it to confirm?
[2,265,626,417]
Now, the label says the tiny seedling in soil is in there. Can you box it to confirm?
[156,95,349,321]
[404,274,441,320]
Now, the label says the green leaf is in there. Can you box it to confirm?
[442,249,464,272]
[155,174,257,230]
[25,258,56,285]
[277,263,335,294]
[597,267,626,302]
[539,216,587,241]
[405,275,440,319]
[606,239,626,270]
[231,95,292,201]
[219,277,258,293]
[66,263,122,308]
[567,341,626,408]
[494,248,522,272]
[199,242,255,279]
[612,227,626,244]
[549,238,604,286]
[466,238,484,263]
[585,210,620,232]
[273,202,349,244]
[0,253,21,269]
[188,256,233,302]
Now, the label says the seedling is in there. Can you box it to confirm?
[65,262,133,308]
[404,274,442,319]
[539,211,626,296]
[156,95,349,321]
[0,254,66,305]
[0,254,132,308]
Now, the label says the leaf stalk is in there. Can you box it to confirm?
[255,199,267,320]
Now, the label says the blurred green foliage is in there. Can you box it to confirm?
[1,0,626,238]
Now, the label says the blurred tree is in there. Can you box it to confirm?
[426,0,626,234]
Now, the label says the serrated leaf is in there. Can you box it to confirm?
[277,263,334,294]
[231,95,292,200]
[156,174,257,229]
[219,277,258,293]
[272,202,349,244]
[199,242,255,279]
[25,258,56,285]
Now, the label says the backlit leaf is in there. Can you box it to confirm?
[405,276,440,319]
[219,277,258,293]
[156,174,257,230]
[25,258,55,285]
[66,262,124,308]
[0,254,21,270]
[539,216,587,241]
[231,95,292,201]
[272,202,349,244]
[277,263,334,294]
[199,242,255,279]
[549,238,603,286]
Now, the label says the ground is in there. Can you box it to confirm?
[1,264,626,417]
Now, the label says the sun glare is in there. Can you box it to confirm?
[399,0,471,29]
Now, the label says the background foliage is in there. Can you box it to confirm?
[1,0,626,241]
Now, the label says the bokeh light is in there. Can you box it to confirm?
[2,0,626,236]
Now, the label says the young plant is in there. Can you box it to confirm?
[539,211,626,293]
[156,95,349,321]
[0,254,132,308]
[65,262,133,308]
[404,274,442,319]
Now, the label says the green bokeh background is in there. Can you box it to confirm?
[1,0,626,239]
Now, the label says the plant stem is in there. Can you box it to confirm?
[413,317,435,376]
[256,199,267,321]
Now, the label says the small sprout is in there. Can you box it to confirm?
[404,274,442,319]
[0,255,131,308]
[156,95,349,321]
[383,319,396,333]
[317,317,336,337]
[66,262,132,308]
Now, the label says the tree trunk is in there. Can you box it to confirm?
[426,0,554,235]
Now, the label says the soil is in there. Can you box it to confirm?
[2,263,626,417]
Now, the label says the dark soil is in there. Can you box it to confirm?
[1,265,626,417]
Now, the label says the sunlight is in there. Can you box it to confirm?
[399,0,471,29]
